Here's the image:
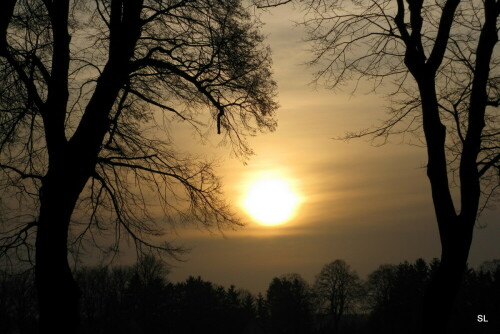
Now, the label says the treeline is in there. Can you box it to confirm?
[1,257,498,334]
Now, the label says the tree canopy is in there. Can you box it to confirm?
[0,0,278,263]
[0,0,278,331]
[314,260,364,333]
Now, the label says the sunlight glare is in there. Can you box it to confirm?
[243,178,301,226]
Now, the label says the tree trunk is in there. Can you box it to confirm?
[413,68,470,333]
[422,217,474,333]
[33,3,143,328]
[35,164,89,333]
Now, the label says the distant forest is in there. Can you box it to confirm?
[1,257,498,334]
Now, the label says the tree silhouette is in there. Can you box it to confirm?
[365,258,500,334]
[314,260,364,334]
[295,0,500,331]
[449,260,500,334]
[1,257,499,333]
[0,0,277,331]
[266,273,314,334]
[366,259,431,334]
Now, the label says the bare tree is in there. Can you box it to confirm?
[297,0,499,331]
[132,253,169,287]
[0,0,277,331]
[314,260,363,334]
[366,264,397,314]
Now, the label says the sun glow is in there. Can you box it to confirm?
[243,177,301,226]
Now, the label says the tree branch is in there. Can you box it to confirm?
[478,153,500,177]
[0,164,43,180]
[131,58,226,134]
[426,0,461,73]
[459,0,500,220]
[255,0,292,9]
[0,221,37,256]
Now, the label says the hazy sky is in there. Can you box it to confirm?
[148,6,500,294]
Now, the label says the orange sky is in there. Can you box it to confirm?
[140,6,500,293]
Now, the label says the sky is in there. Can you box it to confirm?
[130,5,500,294]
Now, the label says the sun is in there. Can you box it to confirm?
[242,178,301,226]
